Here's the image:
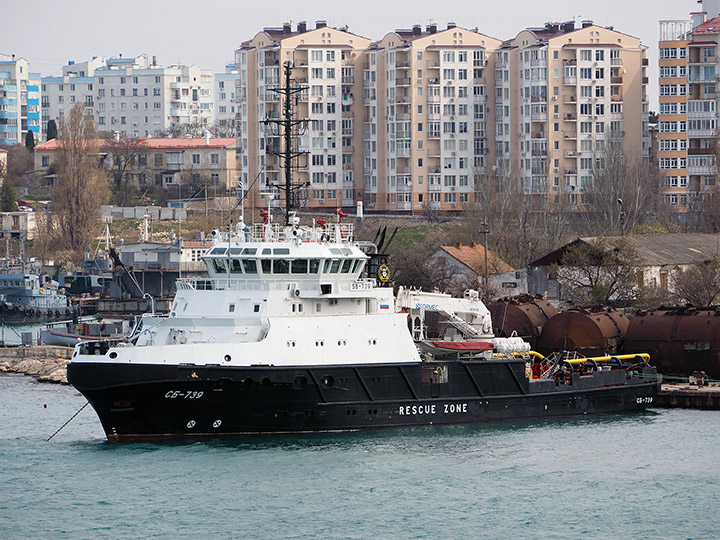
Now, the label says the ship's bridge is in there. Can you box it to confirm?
[186,221,369,285]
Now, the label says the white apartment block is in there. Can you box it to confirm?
[214,66,240,134]
[42,55,214,138]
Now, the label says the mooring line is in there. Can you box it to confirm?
[46,402,89,442]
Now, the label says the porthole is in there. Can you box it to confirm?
[109,352,118,359]
[224,354,232,362]
[321,375,334,388]
[261,377,272,388]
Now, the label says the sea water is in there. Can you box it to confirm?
[1,373,718,540]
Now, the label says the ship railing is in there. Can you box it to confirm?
[176,277,269,291]
[244,222,355,243]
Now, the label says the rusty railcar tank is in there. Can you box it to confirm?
[624,307,720,380]
[535,305,629,357]
[488,294,558,347]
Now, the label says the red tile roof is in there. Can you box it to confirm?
[439,242,514,275]
[693,16,720,34]
[35,137,237,152]
[137,138,236,150]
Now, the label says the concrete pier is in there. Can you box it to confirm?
[656,384,720,410]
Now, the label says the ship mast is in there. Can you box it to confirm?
[264,62,309,226]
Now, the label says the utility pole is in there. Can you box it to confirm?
[264,62,309,225]
[479,219,490,303]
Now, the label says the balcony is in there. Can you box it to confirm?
[342,76,355,84]
[563,95,577,104]
[427,94,441,103]
[342,145,354,153]
[473,93,486,103]
[564,113,577,121]
[531,112,548,122]
[611,76,623,85]
[688,147,716,155]
[688,128,716,138]
[563,76,577,85]
[396,77,411,86]
[688,156,715,174]
[531,95,547,103]
[562,131,577,140]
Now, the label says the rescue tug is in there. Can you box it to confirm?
[67,211,659,441]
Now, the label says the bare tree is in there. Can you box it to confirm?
[52,104,110,262]
[452,161,572,269]
[554,236,644,306]
[671,259,720,306]
[106,137,145,206]
[580,134,658,236]
[160,122,211,139]
[208,121,239,138]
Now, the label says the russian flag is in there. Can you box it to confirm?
[380,303,390,310]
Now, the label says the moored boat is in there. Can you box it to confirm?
[66,214,659,441]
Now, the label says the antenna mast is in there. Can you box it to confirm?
[264,61,309,225]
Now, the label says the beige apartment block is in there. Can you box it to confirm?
[499,21,648,207]
[367,24,502,212]
[235,22,371,214]
[657,19,692,213]
[234,20,647,214]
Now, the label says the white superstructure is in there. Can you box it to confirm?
[73,214,420,368]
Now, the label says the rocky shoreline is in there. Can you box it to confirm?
[0,346,73,384]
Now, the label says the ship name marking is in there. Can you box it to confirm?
[165,390,204,399]
[398,403,468,416]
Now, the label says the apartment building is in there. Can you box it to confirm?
[235,21,370,211]
[234,20,648,214]
[42,55,214,138]
[34,136,238,191]
[214,66,240,134]
[366,24,502,212]
[500,21,648,206]
[0,54,42,145]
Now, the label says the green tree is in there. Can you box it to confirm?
[25,130,35,150]
[52,103,110,261]
[46,120,58,141]
[0,181,18,212]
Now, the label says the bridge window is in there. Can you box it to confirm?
[309,259,321,273]
[291,259,308,273]
[352,259,364,272]
[273,259,289,274]
[329,259,341,273]
[242,259,257,274]
[210,247,227,255]
[273,248,290,255]
[229,259,243,273]
[212,258,227,272]
[261,259,271,273]
[341,259,353,273]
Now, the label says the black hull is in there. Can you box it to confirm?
[67,359,660,441]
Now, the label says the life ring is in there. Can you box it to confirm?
[40,287,45,294]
